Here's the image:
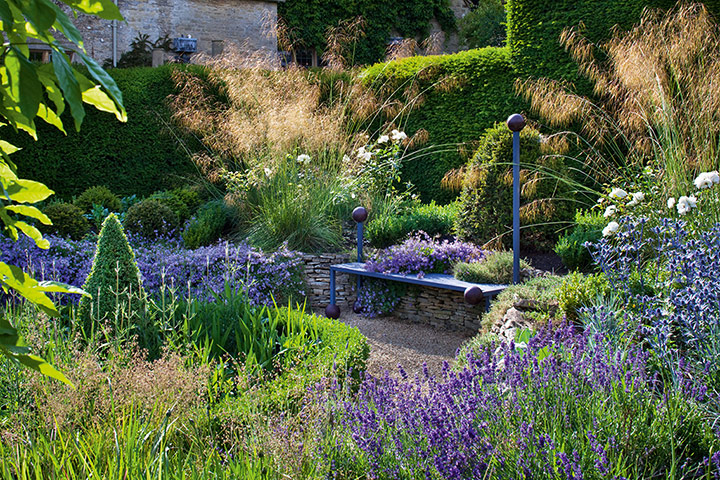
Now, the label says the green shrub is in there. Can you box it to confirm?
[366,201,458,248]
[554,210,605,272]
[77,214,144,333]
[453,251,530,285]
[74,186,122,214]
[182,200,229,249]
[4,65,200,198]
[124,199,179,239]
[148,190,191,223]
[459,0,506,48]
[454,123,573,251]
[557,271,610,323]
[363,47,525,202]
[41,202,91,240]
[215,305,370,415]
[241,165,346,253]
[171,186,203,213]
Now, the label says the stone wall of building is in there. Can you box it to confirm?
[68,0,280,64]
[302,253,484,333]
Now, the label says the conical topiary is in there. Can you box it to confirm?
[77,213,144,333]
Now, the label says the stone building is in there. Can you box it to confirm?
[40,0,283,65]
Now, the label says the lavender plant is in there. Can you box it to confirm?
[324,325,720,479]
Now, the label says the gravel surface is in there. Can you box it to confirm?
[339,312,474,380]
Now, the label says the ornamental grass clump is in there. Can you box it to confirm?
[77,214,144,335]
[325,325,720,479]
[519,4,720,216]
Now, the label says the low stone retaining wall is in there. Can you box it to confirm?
[302,253,484,332]
[302,253,356,310]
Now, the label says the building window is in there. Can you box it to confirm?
[29,49,51,63]
[211,40,224,56]
[294,48,316,68]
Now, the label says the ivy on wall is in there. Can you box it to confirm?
[278,0,457,65]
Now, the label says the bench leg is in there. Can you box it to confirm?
[330,269,336,305]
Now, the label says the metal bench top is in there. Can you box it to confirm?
[330,262,508,296]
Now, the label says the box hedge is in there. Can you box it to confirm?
[363,47,526,203]
[4,65,201,199]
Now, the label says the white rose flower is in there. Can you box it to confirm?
[627,192,645,207]
[391,129,407,141]
[677,195,697,215]
[378,135,390,144]
[603,205,617,218]
[667,197,676,209]
[357,147,372,162]
[297,154,311,164]
[694,171,720,190]
[264,167,273,177]
[603,221,620,237]
[609,188,628,199]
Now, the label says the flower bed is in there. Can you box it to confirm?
[0,234,305,306]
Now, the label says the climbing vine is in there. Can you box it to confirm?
[278,0,456,65]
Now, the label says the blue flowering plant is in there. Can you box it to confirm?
[323,324,720,478]
[0,234,306,309]
[356,233,483,316]
[589,215,720,388]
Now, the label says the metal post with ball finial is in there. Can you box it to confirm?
[507,113,525,285]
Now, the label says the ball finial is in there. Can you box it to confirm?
[325,304,341,319]
[352,206,368,223]
[506,113,526,133]
[464,286,484,306]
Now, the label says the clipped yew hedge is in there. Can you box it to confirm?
[4,65,201,199]
[363,47,526,203]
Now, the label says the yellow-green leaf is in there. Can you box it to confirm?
[37,281,89,297]
[5,204,52,224]
[14,221,50,249]
[5,178,54,203]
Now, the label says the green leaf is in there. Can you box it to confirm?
[36,102,65,132]
[37,281,89,297]
[0,0,15,25]
[46,1,83,47]
[76,51,126,121]
[37,64,65,117]
[0,262,59,316]
[76,71,123,119]
[4,178,54,203]
[22,0,57,32]
[59,0,122,21]
[5,204,52,224]
[8,47,43,121]
[52,49,85,130]
[0,140,20,156]
[0,317,73,387]
[15,221,50,249]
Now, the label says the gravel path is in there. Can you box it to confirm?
[338,312,474,380]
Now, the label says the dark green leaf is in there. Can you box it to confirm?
[51,49,85,130]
